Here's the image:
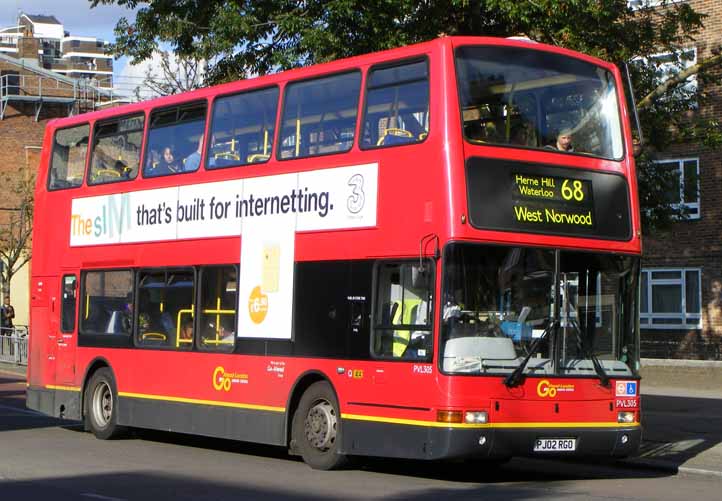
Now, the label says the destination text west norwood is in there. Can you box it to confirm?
[511,173,594,228]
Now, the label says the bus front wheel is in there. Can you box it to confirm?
[292,381,347,470]
[84,368,125,440]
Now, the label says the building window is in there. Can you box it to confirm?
[654,158,700,219]
[640,268,701,329]
[628,1,686,10]
[647,48,697,102]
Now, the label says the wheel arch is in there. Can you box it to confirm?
[80,357,115,420]
[284,369,338,448]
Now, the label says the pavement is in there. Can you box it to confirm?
[2,358,721,478]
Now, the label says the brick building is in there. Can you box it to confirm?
[0,14,113,328]
[1,13,112,88]
[635,0,722,360]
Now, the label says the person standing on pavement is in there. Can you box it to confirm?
[1,296,14,335]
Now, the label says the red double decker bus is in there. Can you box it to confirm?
[27,36,642,470]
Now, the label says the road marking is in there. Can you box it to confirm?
[678,466,722,478]
[81,494,128,501]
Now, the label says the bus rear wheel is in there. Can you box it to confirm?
[84,368,125,440]
[292,381,347,470]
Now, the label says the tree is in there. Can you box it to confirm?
[0,170,34,300]
[132,50,207,99]
[92,0,722,231]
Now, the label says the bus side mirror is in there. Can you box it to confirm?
[632,139,643,158]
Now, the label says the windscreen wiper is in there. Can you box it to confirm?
[568,319,610,387]
[504,319,558,388]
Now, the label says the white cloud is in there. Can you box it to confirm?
[115,50,206,101]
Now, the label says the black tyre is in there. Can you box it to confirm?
[292,381,347,470]
[84,367,125,440]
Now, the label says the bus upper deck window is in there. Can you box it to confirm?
[89,114,144,185]
[144,102,207,177]
[361,59,429,149]
[49,124,89,190]
[208,87,279,169]
[278,71,361,160]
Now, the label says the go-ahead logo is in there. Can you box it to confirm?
[536,379,575,398]
[212,366,249,391]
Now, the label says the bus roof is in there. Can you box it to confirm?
[47,36,617,130]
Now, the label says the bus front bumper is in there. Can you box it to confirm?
[436,425,642,460]
[342,419,641,460]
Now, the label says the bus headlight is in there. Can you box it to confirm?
[617,411,635,423]
[465,411,488,424]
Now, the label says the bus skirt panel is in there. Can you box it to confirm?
[27,386,82,421]
[117,394,287,447]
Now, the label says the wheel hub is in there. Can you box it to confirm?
[92,381,112,427]
[304,400,337,451]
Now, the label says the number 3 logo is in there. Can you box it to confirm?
[347,174,365,214]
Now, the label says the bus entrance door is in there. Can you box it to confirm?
[54,275,77,385]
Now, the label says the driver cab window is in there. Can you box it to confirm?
[372,261,433,360]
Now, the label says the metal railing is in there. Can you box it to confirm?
[0,73,109,114]
[0,326,28,366]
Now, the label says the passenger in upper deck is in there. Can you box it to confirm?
[183,135,203,172]
[152,146,181,175]
[548,128,574,152]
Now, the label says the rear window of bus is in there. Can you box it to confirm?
[49,124,89,190]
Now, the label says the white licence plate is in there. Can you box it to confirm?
[533,438,576,452]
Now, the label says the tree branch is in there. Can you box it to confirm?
[638,52,722,110]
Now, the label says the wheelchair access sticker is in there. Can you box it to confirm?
[615,381,637,397]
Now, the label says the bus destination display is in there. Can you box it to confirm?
[466,158,631,241]
[511,172,594,229]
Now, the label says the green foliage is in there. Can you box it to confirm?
[91,0,721,232]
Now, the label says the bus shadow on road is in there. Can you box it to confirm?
[635,394,722,472]
[0,469,661,501]
[123,427,671,483]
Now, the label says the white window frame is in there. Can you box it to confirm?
[640,268,701,329]
[648,47,697,99]
[654,157,700,219]
[628,1,686,11]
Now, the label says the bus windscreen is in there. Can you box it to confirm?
[456,45,624,160]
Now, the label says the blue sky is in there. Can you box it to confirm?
[1,0,138,78]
